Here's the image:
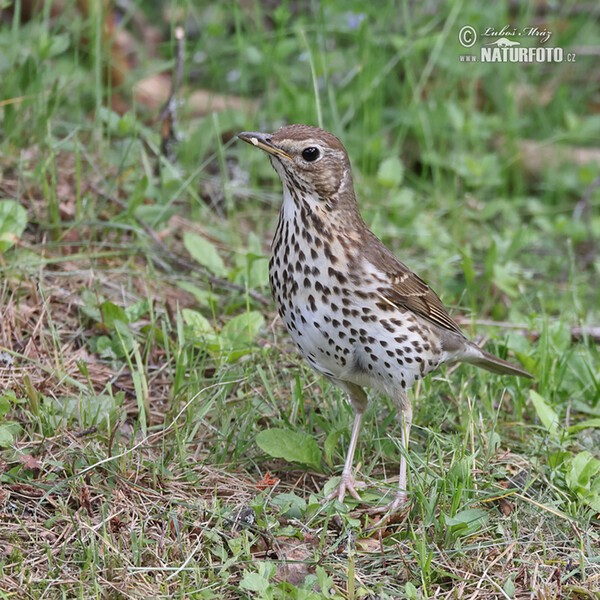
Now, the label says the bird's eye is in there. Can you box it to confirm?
[302,147,320,162]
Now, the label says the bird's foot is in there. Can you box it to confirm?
[366,490,407,515]
[322,472,366,504]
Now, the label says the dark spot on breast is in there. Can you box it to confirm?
[324,245,338,264]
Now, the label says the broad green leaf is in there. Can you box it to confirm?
[529,390,559,438]
[183,232,227,277]
[182,309,214,334]
[405,582,419,599]
[182,309,219,351]
[0,200,27,252]
[503,576,515,598]
[445,508,489,537]
[256,428,322,472]
[177,281,216,308]
[0,394,13,416]
[272,493,306,518]
[565,451,600,512]
[125,300,149,323]
[239,572,270,594]
[100,301,129,327]
[377,156,404,187]
[220,311,265,361]
[0,422,21,447]
[221,311,265,346]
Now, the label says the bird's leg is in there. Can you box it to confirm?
[323,383,368,504]
[324,411,366,502]
[370,399,412,514]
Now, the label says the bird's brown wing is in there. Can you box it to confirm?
[364,233,466,337]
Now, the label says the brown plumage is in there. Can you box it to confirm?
[238,124,533,512]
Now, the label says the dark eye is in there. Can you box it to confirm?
[302,147,320,162]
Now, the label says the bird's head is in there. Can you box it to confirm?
[238,124,355,209]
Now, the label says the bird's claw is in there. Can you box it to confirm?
[322,473,366,504]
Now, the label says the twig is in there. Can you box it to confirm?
[159,26,186,163]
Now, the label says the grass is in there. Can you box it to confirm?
[1,0,600,598]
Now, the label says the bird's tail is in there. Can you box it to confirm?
[465,347,534,379]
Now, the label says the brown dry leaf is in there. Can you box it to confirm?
[505,137,600,176]
[272,534,319,586]
[356,536,381,553]
[133,73,259,116]
[497,497,515,516]
[18,453,42,471]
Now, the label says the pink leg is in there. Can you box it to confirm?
[324,412,366,502]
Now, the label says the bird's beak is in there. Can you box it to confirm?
[237,131,293,161]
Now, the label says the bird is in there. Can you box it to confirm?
[238,124,533,512]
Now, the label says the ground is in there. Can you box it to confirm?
[1,1,599,599]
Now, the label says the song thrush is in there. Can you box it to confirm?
[238,124,533,512]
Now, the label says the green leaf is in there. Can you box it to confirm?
[529,390,559,438]
[377,156,404,187]
[323,427,345,468]
[256,428,322,472]
[0,393,13,416]
[182,309,219,351]
[220,311,265,361]
[445,508,489,537]
[100,301,129,327]
[565,451,600,512]
[568,418,600,434]
[177,281,216,308]
[239,572,270,594]
[183,232,227,277]
[405,582,419,599]
[0,200,27,252]
[125,300,149,323]
[221,311,265,346]
[503,575,515,598]
[272,492,307,519]
[0,422,21,447]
